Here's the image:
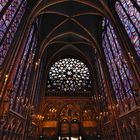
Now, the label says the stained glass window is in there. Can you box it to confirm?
[11,20,38,113]
[47,58,92,92]
[102,18,136,113]
[0,0,27,66]
[18,34,37,98]
[13,25,34,96]
[115,0,140,57]
[95,55,108,118]
[134,0,140,5]
[0,0,9,12]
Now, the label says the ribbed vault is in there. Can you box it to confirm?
[31,0,109,113]
[28,0,110,58]
[1,0,140,139]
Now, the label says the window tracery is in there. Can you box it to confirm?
[102,18,136,113]
[11,19,38,114]
[115,0,140,57]
[0,0,27,66]
[0,0,9,12]
[47,58,92,92]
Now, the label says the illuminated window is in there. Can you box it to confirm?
[0,0,9,12]
[0,0,27,66]
[47,58,92,92]
[115,0,140,57]
[102,18,136,112]
[11,19,38,113]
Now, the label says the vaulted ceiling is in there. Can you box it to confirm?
[30,0,111,96]
[34,0,111,64]
[29,0,111,118]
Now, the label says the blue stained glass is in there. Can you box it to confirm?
[11,18,39,113]
[13,26,34,97]
[18,36,37,97]
[0,0,9,12]
[0,0,27,66]
[102,18,136,112]
[0,0,23,41]
[116,0,140,57]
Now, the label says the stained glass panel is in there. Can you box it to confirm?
[19,35,37,97]
[13,25,34,92]
[135,0,140,5]
[102,18,136,113]
[10,17,39,113]
[0,0,9,12]
[0,0,27,66]
[115,0,140,57]
[11,24,35,112]
[47,58,92,92]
